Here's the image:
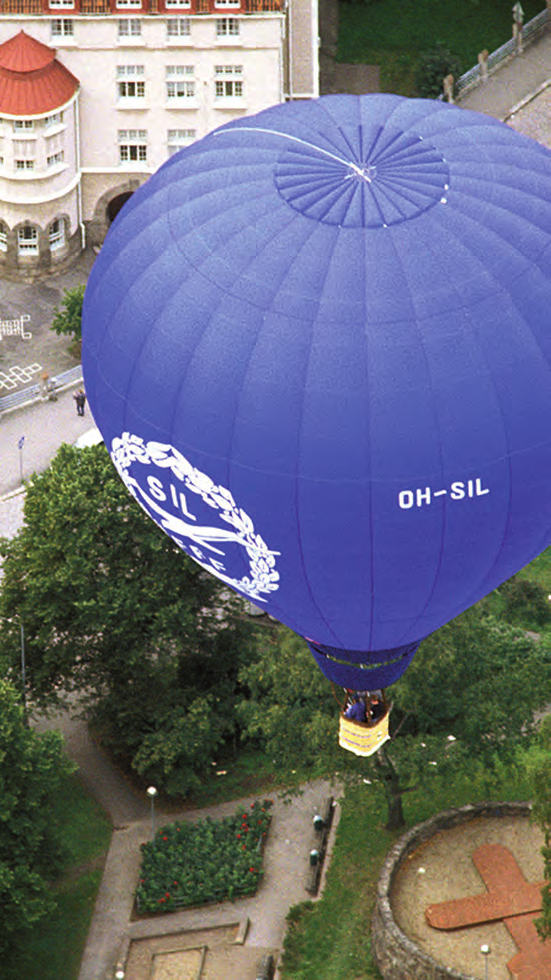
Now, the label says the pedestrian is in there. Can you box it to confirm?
[74,388,86,416]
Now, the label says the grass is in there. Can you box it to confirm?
[280,756,535,979]
[337,0,547,94]
[3,773,112,980]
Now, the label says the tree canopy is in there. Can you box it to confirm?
[51,284,84,342]
[0,443,260,795]
[0,678,75,953]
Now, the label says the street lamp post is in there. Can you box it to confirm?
[147,786,158,840]
[480,943,491,980]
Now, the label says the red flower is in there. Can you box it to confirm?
[165,892,170,898]
[173,881,178,886]
[251,803,255,808]
[162,836,168,841]
[249,867,255,873]
[237,834,241,839]
[242,845,246,850]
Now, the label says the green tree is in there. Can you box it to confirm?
[415,44,462,99]
[529,717,551,940]
[51,284,85,356]
[0,444,258,795]
[393,607,551,763]
[499,575,551,628]
[238,608,551,829]
[0,678,75,954]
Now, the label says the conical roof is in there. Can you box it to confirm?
[0,30,78,115]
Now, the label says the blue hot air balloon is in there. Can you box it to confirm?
[82,94,551,701]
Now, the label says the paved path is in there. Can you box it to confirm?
[458,30,551,120]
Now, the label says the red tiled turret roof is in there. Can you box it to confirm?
[0,31,79,116]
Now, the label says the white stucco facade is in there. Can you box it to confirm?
[0,0,318,277]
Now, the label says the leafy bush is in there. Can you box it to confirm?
[136,799,272,913]
[415,44,462,99]
[499,576,551,627]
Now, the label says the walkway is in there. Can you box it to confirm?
[457,29,551,121]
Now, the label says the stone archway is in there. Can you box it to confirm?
[87,179,144,248]
[107,191,133,224]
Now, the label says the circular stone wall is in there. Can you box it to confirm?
[371,801,538,980]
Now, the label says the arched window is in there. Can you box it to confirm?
[17,225,38,255]
[49,218,65,251]
[0,221,7,252]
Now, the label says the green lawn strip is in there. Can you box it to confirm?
[280,756,534,980]
[337,0,546,93]
[137,799,272,913]
[4,772,112,980]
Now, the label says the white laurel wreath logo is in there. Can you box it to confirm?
[110,432,280,601]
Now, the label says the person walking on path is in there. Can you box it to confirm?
[74,388,86,416]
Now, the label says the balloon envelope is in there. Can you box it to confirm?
[82,94,551,689]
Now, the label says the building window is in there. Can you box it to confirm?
[118,129,147,163]
[165,0,191,7]
[166,65,195,100]
[18,226,38,254]
[51,18,74,37]
[167,128,196,155]
[166,17,191,37]
[0,222,7,252]
[116,0,142,7]
[118,18,142,37]
[13,120,34,132]
[49,218,65,251]
[14,140,35,169]
[216,17,240,35]
[117,65,145,99]
[214,64,243,98]
[47,151,64,167]
[49,0,74,7]
[214,0,240,7]
[45,112,64,128]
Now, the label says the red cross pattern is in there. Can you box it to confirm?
[425,843,551,979]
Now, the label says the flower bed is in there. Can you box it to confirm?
[136,799,273,914]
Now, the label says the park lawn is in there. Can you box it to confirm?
[3,772,112,980]
[280,756,534,980]
[337,0,546,94]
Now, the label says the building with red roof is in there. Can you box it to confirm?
[0,1,318,278]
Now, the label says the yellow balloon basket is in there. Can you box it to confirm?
[338,709,391,757]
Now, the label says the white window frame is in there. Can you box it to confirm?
[116,0,142,7]
[118,18,142,38]
[117,65,146,100]
[166,65,195,101]
[47,150,65,167]
[216,17,240,36]
[166,17,191,37]
[118,129,148,165]
[214,0,240,7]
[214,64,243,99]
[51,18,74,37]
[49,218,65,251]
[49,0,74,8]
[165,0,191,8]
[18,226,38,254]
[0,222,7,252]
[13,120,34,132]
[45,112,64,128]
[167,128,196,156]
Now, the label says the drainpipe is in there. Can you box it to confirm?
[74,92,85,250]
